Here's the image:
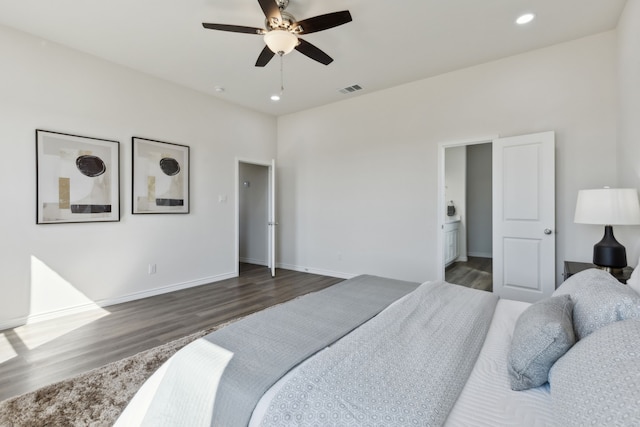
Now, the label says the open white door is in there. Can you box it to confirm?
[493,131,555,303]
[268,159,277,277]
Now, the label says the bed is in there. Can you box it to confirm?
[115,268,640,426]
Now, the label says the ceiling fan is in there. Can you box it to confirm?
[202,0,352,67]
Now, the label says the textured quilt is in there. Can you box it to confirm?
[257,281,498,426]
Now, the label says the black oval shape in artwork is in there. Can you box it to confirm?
[76,155,106,177]
[160,158,180,176]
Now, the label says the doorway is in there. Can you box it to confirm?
[237,161,271,275]
[442,141,494,291]
[438,132,556,303]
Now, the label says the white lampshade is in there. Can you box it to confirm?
[264,30,298,55]
[574,188,640,225]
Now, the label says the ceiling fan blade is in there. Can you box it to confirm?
[295,39,333,65]
[258,0,282,23]
[255,45,276,67]
[202,23,264,35]
[294,10,352,34]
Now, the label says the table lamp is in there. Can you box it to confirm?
[574,187,640,272]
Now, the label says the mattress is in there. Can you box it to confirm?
[250,298,554,426]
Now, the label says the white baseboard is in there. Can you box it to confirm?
[0,271,238,331]
[96,272,238,308]
[276,262,355,280]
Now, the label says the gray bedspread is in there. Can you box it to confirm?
[257,281,498,426]
[128,275,419,427]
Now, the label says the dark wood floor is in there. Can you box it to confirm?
[445,256,493,292]
[0,264,343,401]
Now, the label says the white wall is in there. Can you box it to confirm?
[617,0,640,267]
[277,32,618,283]
[466,143,492,258]
[239,163,269,265]
[0,24,277,329]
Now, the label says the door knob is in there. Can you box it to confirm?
[544,228,552,235]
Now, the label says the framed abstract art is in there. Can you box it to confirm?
[36,130,120,224]
[132,137,190,214]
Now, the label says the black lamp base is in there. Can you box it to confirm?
[593,225,627,270]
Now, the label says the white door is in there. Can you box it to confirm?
[492,131,555,303]
[268,159,277,277]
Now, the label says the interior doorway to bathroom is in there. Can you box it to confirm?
[443,142,493,291]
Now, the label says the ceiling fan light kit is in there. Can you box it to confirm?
[202,0,352,67]
[264,29,298,55]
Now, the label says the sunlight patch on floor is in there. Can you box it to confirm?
[18,256,109,350]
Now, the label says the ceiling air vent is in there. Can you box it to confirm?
[338,84,363,94]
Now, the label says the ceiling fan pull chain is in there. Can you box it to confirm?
[280,54,285,95]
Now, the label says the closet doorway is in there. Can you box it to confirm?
[440,139,494,292]
[237,160,274,276]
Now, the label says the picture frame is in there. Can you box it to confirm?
[36,129,120,224]
[132,137,190,214]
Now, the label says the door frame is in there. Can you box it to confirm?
[235,158,276,277]
[436,135,497,281]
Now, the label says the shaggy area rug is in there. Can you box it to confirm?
[0,322,232,427]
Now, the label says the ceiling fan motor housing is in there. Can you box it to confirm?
[275,0,289,10]
[266,11,301,33]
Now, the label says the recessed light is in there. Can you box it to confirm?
[270,94,281,101]
[214,86,225,93]
[516,13,535,25]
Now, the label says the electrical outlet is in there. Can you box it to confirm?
[148,264,157,274]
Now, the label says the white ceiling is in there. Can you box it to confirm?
[0,0,627,116]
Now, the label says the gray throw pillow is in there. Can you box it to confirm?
[507,294,575,391]
[549,319,640,426]
[553,268,640,339]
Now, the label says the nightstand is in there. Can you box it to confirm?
[563,261,633,284]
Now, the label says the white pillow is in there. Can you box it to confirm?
[628,256,640,295]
